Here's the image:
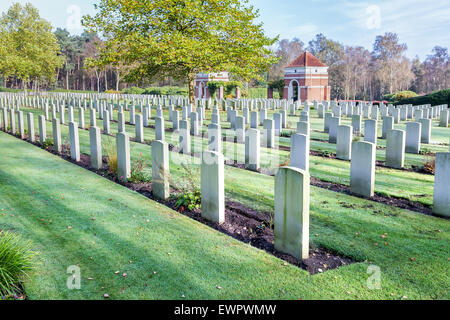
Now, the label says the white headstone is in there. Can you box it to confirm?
[274,167,310,260]
[201,151,225,223]
[350,141,375,197]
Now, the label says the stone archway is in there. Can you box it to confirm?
[289,80,300,102]
[199,81,204,99]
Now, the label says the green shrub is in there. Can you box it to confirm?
[175,191,201,211]
[281,130,292,138]
[50,89,93,94]
[103,137,117,174]
[206,81,221,98]
[0,231,36,297]
[240,88,249,97]
[268,80,285,98]
[0,87,23,93]
[383,91,418,103]
[395,89,450,106]
[207,81,242,98]
[129,153,151,183]
[248,87,267,98]
[42,138,54,149]
[104,89,122,94]
[225,81,242,96]
[123,86,145,95]
[171,164,201,212]
[143,86,188,96]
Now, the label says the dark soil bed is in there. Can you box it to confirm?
[105,167,356,275]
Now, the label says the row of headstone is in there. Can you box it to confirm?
[2,96,449,260]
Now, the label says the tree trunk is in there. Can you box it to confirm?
[96,70,101,93]
[115,69,120,91]
[82,73,85,91]
[188,72,196,105]
[104,70,108,91]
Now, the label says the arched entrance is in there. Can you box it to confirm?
[289,80,300,101]
[199,82,204,99]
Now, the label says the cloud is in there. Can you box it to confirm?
[288,24,318,39]
[328,0,450,58]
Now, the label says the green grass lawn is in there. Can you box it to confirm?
[1,131,449,300]
[19,106,439,207]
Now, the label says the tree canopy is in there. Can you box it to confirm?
[0,3,63,88]
[82,0,278,103]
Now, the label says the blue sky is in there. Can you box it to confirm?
[1,0,449,60]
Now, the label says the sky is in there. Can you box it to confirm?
[1,0,449,60]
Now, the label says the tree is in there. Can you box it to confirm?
[0,2,63,90]
[372,32,413,96]
[82,33,103,92]
[308,34,345,99]
[410,56,425,94]
[54,28,79,90]
[83,0,278,103]
[423,46,449,92]
[268,38,304,81]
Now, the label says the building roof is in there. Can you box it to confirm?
[286,51,327,68]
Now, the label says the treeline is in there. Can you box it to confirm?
[268,33,449,101]
[0,3,184,93]
[53,29,186,92]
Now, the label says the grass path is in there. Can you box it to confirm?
[0,131,449,300]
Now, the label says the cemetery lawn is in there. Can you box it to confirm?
[21,107,437,207]
[1,131,449,300]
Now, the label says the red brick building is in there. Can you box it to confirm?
[195,72,229,99]
[283,52,331,102]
